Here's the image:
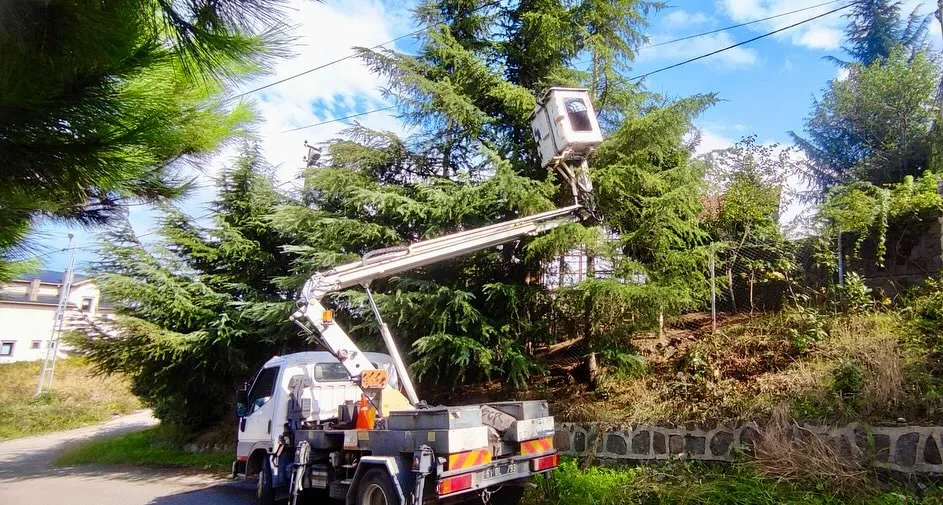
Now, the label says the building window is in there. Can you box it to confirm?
[31,340,41,349]
[80,297,94,313]
[0,341,14,356]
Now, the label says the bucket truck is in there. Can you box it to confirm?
[233,88,603,505]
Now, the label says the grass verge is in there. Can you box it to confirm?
[524,458,943,505]
[55,426,233,472]
[0,358,140,440]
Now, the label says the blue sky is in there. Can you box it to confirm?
[32,0,943,272]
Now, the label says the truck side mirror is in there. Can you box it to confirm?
[235,386,249,417]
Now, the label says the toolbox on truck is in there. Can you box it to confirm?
[386,406,482,431]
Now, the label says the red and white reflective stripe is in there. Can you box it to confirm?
[447,449,491,470]
[520,437,553,455]
[530,453,560,472]
[437,473,473,495]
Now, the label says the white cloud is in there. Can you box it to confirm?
[796,25,842,49]
[835,66,850,81]
[232,0,414,187]
[693,128,736,155]
[639,31,758,67]
[719,0,942,52]
[663,10,714,28]
[718,0,847,51]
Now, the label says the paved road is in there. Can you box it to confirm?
[0,411,256,505]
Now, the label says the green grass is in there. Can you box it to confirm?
[523,459,943,505]
[55,427,233,472]
[0,358,140,440]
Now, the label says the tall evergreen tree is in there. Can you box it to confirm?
[70,146,302,430]
[831,0,931,66]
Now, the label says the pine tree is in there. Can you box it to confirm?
[0,0,286,280]
[69,146,303,430]
[833,0,931,66]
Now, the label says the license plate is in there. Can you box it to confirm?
[483,461,517,480]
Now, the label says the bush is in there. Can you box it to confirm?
[830,359,864,404]
[830,272,874,313]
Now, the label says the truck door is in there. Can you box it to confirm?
[241,365,281,450]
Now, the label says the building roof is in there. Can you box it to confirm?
[14,269,91,285]
[2,270,113,310]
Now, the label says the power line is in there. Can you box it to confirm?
[278,3,851,134]
[630,3,851,81]
[226,30,422,101]
[225,1,499,100]
[280,105,397,133]
[648,0,844,49]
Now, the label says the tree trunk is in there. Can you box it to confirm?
[726,266,737,313]
[583,250,598,388]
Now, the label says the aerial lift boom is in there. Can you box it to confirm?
[289,202,587,408]
[290,86,603,416]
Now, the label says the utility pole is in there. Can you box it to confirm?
[36,234,77,396]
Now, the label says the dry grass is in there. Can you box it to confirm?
[544,310,927,426]
[824,315,906,410]
[753,407,870,495]
[0,358,140,440]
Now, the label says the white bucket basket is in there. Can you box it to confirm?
[530,87,604,168]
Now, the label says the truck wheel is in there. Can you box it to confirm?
[488,486,525,505]
[258,456,276,505]
[357,468,397,505]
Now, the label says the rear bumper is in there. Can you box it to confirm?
[436,451,558,500]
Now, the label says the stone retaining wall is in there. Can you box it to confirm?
[556,422,943,474]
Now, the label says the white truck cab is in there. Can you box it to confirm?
[236,351,399,479]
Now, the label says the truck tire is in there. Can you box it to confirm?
[488,486,525,505]
[257,456,276,505]
[356,468,397,505]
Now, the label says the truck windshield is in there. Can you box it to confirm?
[314,362,350,382]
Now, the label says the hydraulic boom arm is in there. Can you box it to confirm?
[289,204,586,406]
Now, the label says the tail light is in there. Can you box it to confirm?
[437,473,473,495]
[530,453,559,472]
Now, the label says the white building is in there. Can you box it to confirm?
[0,270,111,363]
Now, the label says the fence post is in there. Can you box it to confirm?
[837,229,845,286]
[710,243,717,333]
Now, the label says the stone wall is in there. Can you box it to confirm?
[556,422,943,474]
